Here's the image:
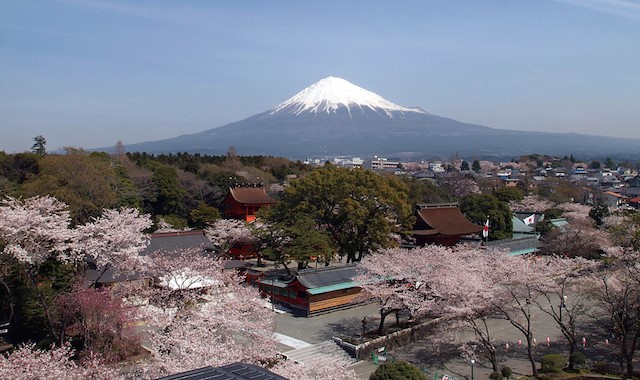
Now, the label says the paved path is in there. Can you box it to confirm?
[272,295,612,379]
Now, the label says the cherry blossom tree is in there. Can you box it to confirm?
[205,218,256,252]
[0,195,75,340]
[439,175,480,198]
[509,195,554,213]
[136,248,279,378]
[0,196,151,342]
[369,247,567,376]
[557,202,593,226]
[585,249,640,379]
[154,217,192,233]
[430,247,508,373]
[476,254,537,377]
[358,245,523,372]
[0,195,73,265]
[530,256,597,370]
[605,212,640,251]
[356,247,443,335]
[0,343,120,380]
[56,285,141,362]
[484,253,583,378]
[72,208,152,271]
[542,221,611,258]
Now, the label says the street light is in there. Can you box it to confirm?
[559,294,567,323]
[470,359,475,380]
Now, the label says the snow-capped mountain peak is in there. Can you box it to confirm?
[271,76,426,117]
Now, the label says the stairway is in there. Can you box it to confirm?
[282,340,356,365]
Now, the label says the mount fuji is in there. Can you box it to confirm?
[121,77,639,159]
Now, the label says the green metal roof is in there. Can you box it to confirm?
[307,281,358,295]
[550,218,569,228]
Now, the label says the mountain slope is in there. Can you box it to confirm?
[121,77,640,159]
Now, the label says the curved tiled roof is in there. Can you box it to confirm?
[228,187,277,204]
[414,205,483,236]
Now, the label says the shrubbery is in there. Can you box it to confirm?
[370,361,427,380]
[541,354,566,373]
[488,367,512,380]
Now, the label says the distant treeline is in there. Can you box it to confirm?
[0,148,310,228]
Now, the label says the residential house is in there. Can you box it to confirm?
[601,191,625,209]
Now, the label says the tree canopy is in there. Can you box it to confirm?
[460,194,512,240]
[265,165,414,262]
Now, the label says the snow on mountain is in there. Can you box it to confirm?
[271,76,427,118]
[115,76,640,160]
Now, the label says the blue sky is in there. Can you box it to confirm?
[1,0,639,152]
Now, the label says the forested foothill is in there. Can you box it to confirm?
[0,146,309,227]
[1,143,640,379]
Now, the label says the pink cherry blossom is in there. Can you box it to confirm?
[137,248,279,378]
[72,208,152,270]
[0,343,121,380]
[510,195,553,213]
[0,196,74,265]
[206,219,256,251]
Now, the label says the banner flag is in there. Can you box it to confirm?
[482,218,489,238]
[523,214,536,225]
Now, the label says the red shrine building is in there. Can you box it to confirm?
[222,185,277,259]
[247,265,362,317]
[412,203,483,246]
[222,185,277,223]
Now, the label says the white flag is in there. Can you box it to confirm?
[482,218,489,238]
[523,214,536,225]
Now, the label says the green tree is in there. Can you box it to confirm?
[267,165,413,262]
[10,255,76,346]
[148,163,187,217]
[589,203,609,227]
[460,161,470,171]
[0,152,41,184]
[257,216,334,273]
[22,149,118,224]
[605,156,616,169]
[31,135,46,156]
[589,160,601,169]
[189,202,220,229]
[398,176,454,206]
[460,194,512,240]
[494,187,524,203]
[472,159,481,173]
[113,166,142,209]
[370,361,427,380]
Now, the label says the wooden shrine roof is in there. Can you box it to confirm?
[413,204,483,237]
[227,186,277,205]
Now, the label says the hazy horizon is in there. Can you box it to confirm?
[1,0,639,153]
